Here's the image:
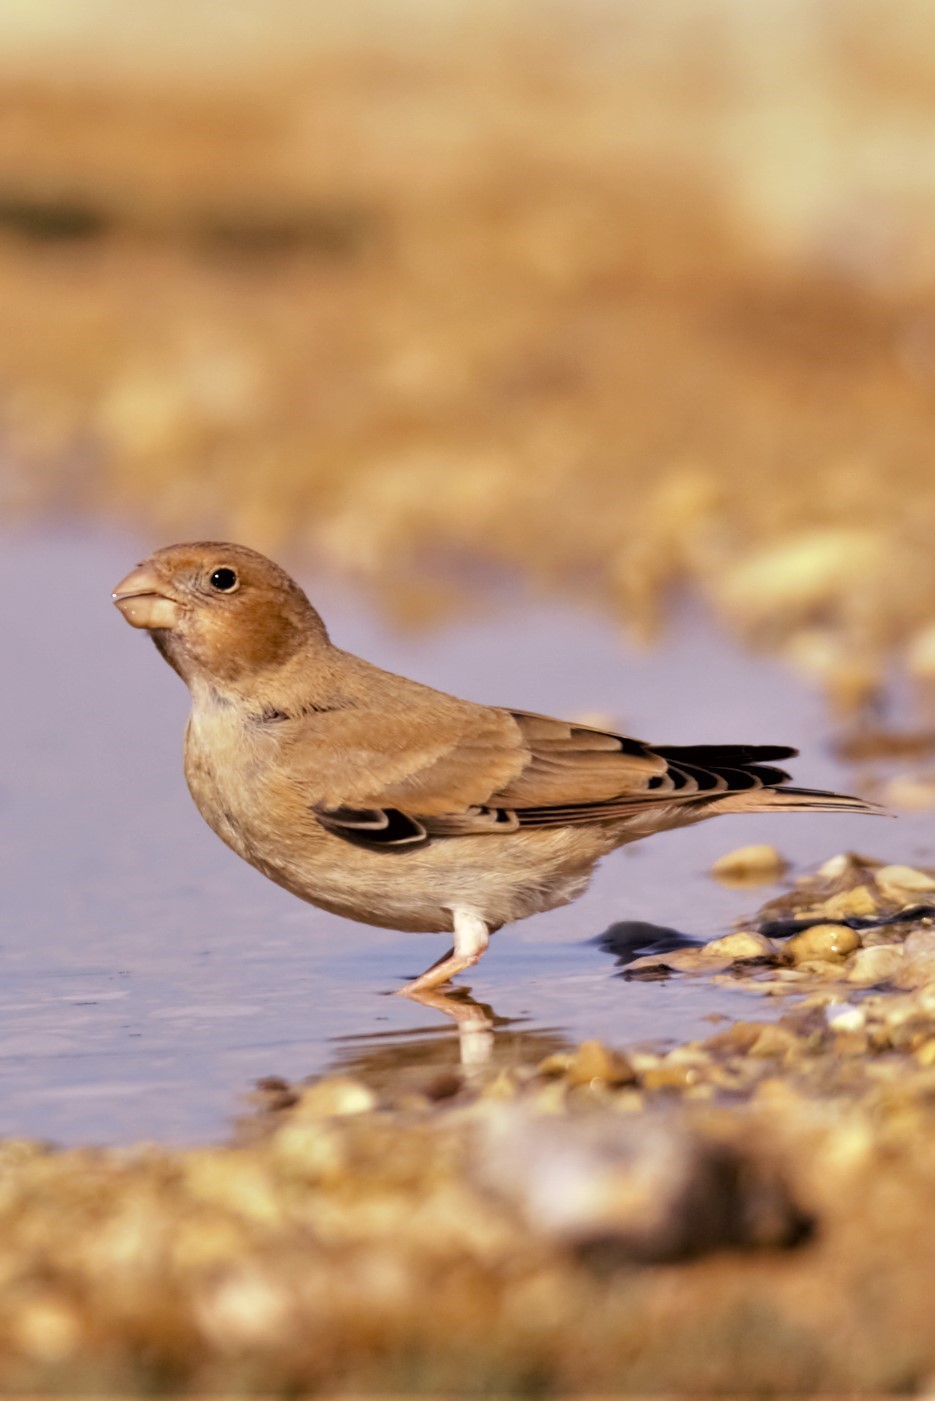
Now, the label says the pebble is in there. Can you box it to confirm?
[564,1040,637,1089]
[875,865,935,899]
[826,1004,866,1032]
[785,924,861,964]
[818,886,880,920]
[710,844,787,885]
[884,774,935,811]
[641,1063,701,1091]
[895,927,935,988]
[818,852,863,880]
[702,931,776,961]
[846,945,905,986]
[746,1024,801,1059]
[290,1077,377,1119]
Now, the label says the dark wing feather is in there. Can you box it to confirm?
[314,805,427,848]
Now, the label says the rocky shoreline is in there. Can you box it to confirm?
[3,850,935,1393]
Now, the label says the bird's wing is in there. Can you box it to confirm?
[279,691,805,849]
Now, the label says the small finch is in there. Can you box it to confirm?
[113,543,876,993]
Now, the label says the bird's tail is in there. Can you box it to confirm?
[652,743,883,818]
[711,784,884,817]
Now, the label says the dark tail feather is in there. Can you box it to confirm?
[656,742,798,767]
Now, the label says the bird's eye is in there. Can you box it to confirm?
[209,567,239,593]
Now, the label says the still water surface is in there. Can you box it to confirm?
[1,526,927,1144]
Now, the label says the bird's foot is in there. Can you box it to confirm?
[395,908,490,996]
[396,947,481,996]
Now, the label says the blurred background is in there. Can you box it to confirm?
[3,0,935,716]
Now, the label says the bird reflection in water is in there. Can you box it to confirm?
[328,986,570,1091]
[330,919,702,1084]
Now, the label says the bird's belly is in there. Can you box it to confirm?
[257,829,606,935]
[183,728,610,934]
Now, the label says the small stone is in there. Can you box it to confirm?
[702,932,776,961]
[896,929,935,989]
[291,1077,377,1119]
[565,1040,637,1089]
[624,945,717,975]
[884,774,935,811]
[536,1053,573,1078]
[875,865,935,899]
[619,954,681,978]
[792,958,846,978]
[818,852,861,880]
[785,923,861,964]
[703,1021,766,1054]
[747,1025,800,1059]
[711,844,787,885]
[826,1004,866,1032]
[846,945,905,986]
[642,1063,700,1091]
[903,927,935,959]
[818,886,880,920]
[269,1123,346,1180]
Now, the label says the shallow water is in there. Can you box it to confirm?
[1,524,928,1145]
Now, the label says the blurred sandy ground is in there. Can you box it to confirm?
[3,1,935,712]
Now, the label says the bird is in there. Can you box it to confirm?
[113,542,877,995]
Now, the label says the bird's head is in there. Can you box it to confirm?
[112,542,328,686]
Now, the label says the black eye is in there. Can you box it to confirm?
[209,567,238,593]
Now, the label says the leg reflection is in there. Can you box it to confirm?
[402,985,495,1069]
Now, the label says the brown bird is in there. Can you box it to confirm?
[113,542,876,994]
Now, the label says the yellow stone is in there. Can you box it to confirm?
[291,1077,377,1119]
[819,886,879,920]
[565,1040,636,1088]
[786,923,861,964]
[702,931,775,961]
[711,844,787,885]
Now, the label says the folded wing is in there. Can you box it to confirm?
[298,701,870,851]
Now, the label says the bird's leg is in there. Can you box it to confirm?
[396,909,490,996]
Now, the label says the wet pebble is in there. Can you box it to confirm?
[785,923,862,965]
[702,931,776,961]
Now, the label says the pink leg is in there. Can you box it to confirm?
[396,909,490,995]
